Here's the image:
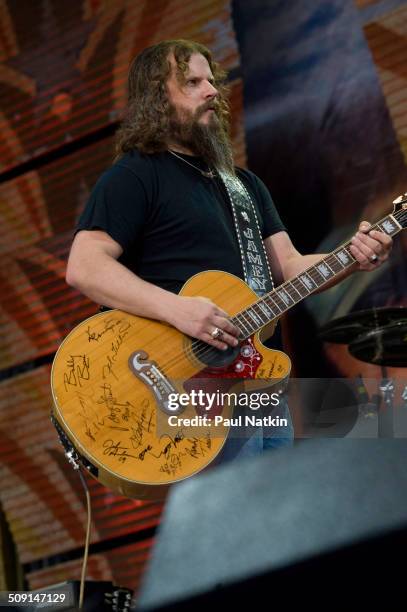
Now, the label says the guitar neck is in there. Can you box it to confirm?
[231,211,404,338]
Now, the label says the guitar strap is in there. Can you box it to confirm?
[217,171,274,296]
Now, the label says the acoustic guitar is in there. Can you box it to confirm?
[51,197,407,499]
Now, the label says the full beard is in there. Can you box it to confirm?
[168,103,235,175]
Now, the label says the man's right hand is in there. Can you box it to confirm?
[169,296,240,351]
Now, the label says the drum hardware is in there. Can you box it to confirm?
[377,375,395,438]
[319,307,407,438]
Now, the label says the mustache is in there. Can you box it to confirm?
[195,100,220,117]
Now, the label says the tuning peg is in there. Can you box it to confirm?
[393,195,403,203]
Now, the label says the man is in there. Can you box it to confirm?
[66,39,392,456]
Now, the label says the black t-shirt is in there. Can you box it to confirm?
[77,149,285,294]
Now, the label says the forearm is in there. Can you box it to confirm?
[66,251,179,324]
[66,230,240,349]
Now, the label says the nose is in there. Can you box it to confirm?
[204,81,218,99]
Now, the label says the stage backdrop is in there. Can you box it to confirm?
[1,0,407,597]
[233,0,407,432]
[0,0,245,595]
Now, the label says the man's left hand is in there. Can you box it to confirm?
[349,221,393,271]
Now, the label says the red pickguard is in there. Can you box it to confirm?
[184,336,263,416]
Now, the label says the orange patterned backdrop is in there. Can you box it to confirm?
[0,0,245,596]
[1,0,407,598]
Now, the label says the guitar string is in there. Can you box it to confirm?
[153,210,406,375]
[153,210,407,376]
[158,211,407,368]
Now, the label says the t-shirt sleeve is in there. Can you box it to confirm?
[253,175,286,239]
[76,164,151,251]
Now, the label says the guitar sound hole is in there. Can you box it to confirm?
[190,339,240,368]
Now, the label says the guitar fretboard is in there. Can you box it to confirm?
[231,212,404,338]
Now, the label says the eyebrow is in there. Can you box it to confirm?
[186,74,215,83]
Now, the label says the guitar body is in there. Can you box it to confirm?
[51,270,291,499]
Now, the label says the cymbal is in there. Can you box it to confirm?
[349,322,407,367]
[318,307,407,344]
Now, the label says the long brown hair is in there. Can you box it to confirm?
[114,39,230,160]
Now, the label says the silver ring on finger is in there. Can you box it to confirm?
[370,254,379,263]
[211,327,223,340]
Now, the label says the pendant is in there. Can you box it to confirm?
[202,170,216,179]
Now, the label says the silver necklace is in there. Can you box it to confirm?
[168,149,216,179]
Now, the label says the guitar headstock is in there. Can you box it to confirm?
[393,193,407,209]
[392,193,407,228]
